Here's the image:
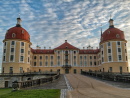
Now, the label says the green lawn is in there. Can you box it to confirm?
[0,88,12,96]
[0,89,60,98]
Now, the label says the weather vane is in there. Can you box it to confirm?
[18,13,20,18]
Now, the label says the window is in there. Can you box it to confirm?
[108,49,111,53]
[20,67,23,73]
[74,51,76,54]
[58,56,60,60]
[108,56,112,61]
[102,57,104,62]
[40,62,42,66]
[80,56,82,59]
[118,48,121,52]
[2,67,4,73]
[51,56,53,59]
[10,67,13,74]
[124,43,126,46]
[22,30,24,33]
[74,62,76,66]
[65,51,68,54]
[108,42,111,46]
[125,49,127,53]
[10,55,14,61]
[94,56,96,59]
[34,56,37,59]
[34,62,36,66]
[3,56,5,61]
[28,57,30,62]
[58,51,60,54]
[20,56,24,61]
[126,56,127,61]
[109,67,112,72]
[58,61,60,66]
[11,41,15,45]
[51,62,53,66]
[21,42,24,46]
[90,56,92,59]
[102,51,103,55]
[116,34,120,38]
[94,62,96,65]
[4,49,6,53]
[40,56,42,59]
[117,41,120,45]
[74,56,76,59]
[80,61,82,66]
[118,55,122,60]
[84,61,87,66]
[46,56,48,60]
[90,62,92,66]
[84,56,87,59]
[21,49,24,53]
[45,62,48,66]
[4,42,6,46]
[11,48,14,52]
[12,33,16,38]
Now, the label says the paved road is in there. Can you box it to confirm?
[66,74,130,98]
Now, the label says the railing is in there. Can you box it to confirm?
[0,71,58,76]
[13,73,60,89]
[81,71,130,82]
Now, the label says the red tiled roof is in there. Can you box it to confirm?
[31,49,54,54]
[79,49,100,54]
[5,26,30,41]
[101,27,125,43]
[54,41,79,50]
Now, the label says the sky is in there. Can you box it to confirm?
[0,0,130,72]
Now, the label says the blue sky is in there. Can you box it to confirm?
[0,0,130,71]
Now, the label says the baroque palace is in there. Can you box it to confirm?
[1,17,129,74]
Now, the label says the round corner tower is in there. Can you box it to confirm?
[2,17,32,73]
[99,19,128,73]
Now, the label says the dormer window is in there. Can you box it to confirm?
[22,30,24,34]
[12,33,16,38]
[116,34,120,38]
[108,31,110,34]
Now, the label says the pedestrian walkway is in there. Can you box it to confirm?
[26,74,67,89]
[66,74,130,98]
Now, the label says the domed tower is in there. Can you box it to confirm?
[99,18,129,73]
[2,17,32,73]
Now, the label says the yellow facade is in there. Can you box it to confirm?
[1,18,129,74]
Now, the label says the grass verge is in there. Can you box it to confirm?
[0,89,60,98]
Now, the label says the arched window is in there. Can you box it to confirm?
[12,33,16,38]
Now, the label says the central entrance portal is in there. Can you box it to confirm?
[65,69,69,74]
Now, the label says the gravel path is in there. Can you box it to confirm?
[66,74,130,98]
